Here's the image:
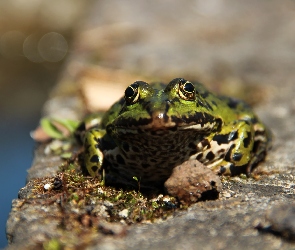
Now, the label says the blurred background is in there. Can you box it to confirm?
[0,1,88,247]
[1,0,295,248]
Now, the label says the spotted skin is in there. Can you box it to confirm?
[78,78,272,185]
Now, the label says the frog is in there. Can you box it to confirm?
[77,78,272,186]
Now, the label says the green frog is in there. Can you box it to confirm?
[77,78,272,186]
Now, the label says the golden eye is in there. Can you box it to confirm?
[124,82,140,105]
[178,79,196,101]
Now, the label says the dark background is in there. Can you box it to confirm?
[0,1,87,247]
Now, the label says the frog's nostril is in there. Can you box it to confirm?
[151,111,170,129]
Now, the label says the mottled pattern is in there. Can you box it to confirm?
[79,78,272,185]
[105,129,206,183]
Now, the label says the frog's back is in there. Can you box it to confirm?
[192,82,257,123]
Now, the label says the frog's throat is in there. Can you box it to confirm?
[110,111,220,133]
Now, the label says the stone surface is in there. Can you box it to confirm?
[262,203,295,241]
[6,1,295,249]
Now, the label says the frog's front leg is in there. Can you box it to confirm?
[83,128,106,177]
[205,120,255,176]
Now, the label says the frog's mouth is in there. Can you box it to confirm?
[110,111,220,134]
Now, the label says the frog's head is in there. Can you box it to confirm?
[107,78,222,135]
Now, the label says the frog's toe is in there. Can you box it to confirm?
[211,160,249,176]
[210,160,232,175]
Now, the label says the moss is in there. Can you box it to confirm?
[43,239,63,250]
[27,160,179,227]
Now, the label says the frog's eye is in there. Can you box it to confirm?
[178,79,196,101]
[124,82,140,105]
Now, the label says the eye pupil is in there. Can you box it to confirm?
[124,82,140,105]
[178,79,195,101]
[184,82,194,93]
[125,86,134,98]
